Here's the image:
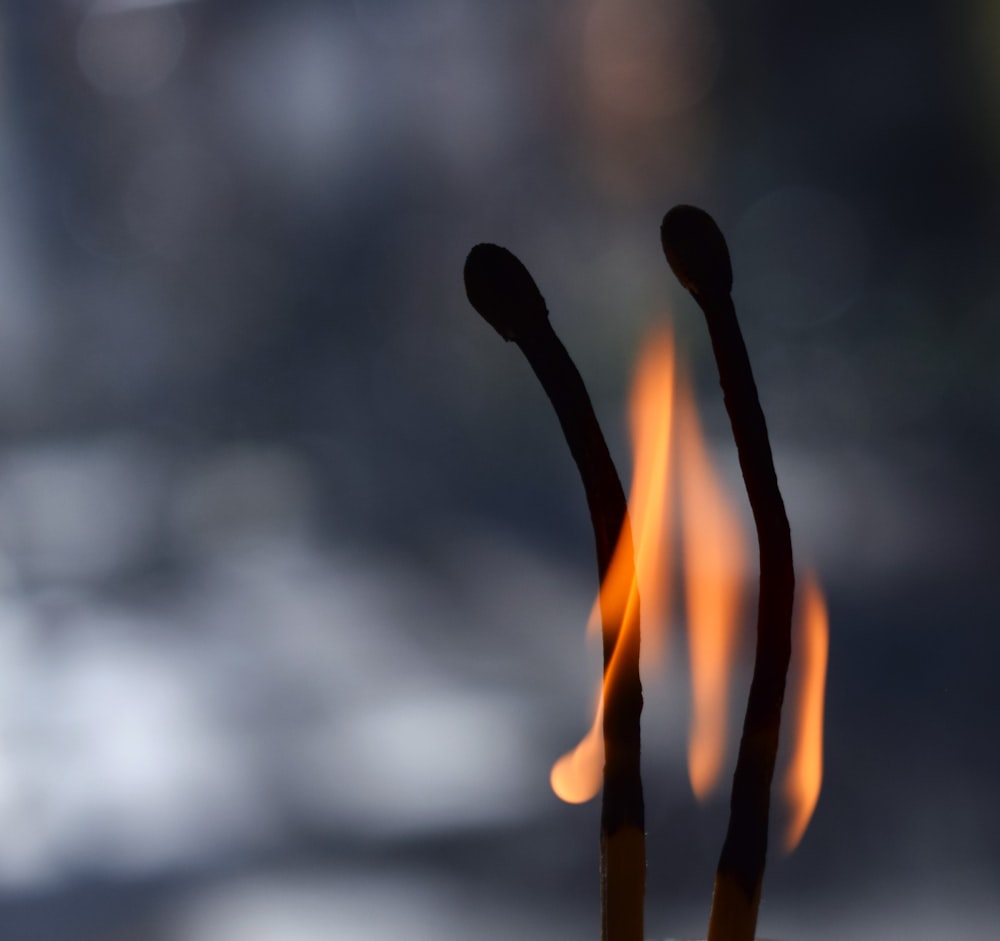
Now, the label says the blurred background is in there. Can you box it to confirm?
[0,1,998,938]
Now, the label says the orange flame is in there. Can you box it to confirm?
[677,375,747,800]
[550,327,676,804]
[626,328,676,666]
[781,572,829,851]
[550,698,604,804]
[550,325,828,838]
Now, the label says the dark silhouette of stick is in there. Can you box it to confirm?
[464,243,645,941]
[660,206,795,941]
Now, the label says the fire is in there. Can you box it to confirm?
[550,699,604,804]
[550,328,676,805]
[625,329,676,666]
[550,324,827,853]
[676,373,746,800]
[781,572,829,851]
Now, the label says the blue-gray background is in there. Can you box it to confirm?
[0,1,997,939]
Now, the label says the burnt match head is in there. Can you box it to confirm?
[464,243,549,342]
[660,205,733,298]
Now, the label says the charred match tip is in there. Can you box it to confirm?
[660,204,733,298]
[463,243,549,341]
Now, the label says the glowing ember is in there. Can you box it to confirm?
[781,571,829,851]
[676,371,746,800]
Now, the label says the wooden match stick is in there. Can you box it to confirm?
[464,243,645,941]
[660,206,795,941]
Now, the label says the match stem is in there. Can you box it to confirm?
[661,207,795,941]
[464,244,645,941]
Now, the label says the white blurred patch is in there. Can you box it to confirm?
[0,491,595,887]
[0,598,53,886]
[170,870,582,941]
[77,3,187,98]
[42,610,272,873]
[178,534,544,834]
[0,600,273,886]
[170,446,319,558]
[293,691,536,835]
[171,874,458,941]
[0,438,164,584]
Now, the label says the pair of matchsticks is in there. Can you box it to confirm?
[463,206,795,941]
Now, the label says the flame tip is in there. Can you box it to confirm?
[781,575,829,853]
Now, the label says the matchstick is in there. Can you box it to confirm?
[464,243,645,941]
[660,206,795,941]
